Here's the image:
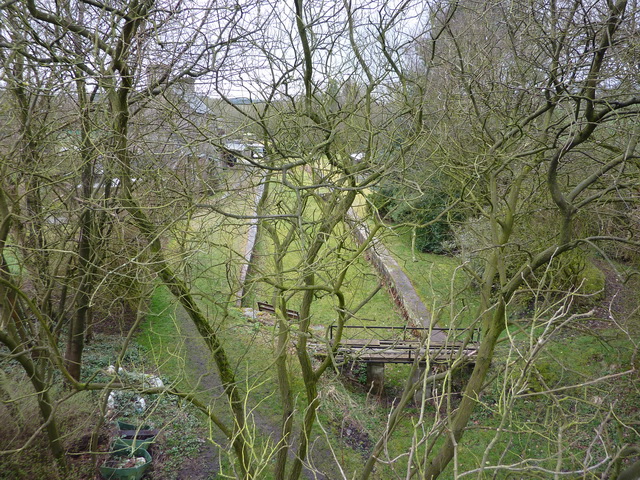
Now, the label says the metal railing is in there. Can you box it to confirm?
[329,325,480,344]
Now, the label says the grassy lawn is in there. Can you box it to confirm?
[368,224,640,478]
[243,183,405,330]
[135,175,421,478]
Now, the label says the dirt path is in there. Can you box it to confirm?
[174,306,225,479]
[592,259,640,329]
[175,304,341,480]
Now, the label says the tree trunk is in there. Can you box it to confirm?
[0,331,68,475]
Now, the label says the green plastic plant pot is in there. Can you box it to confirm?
[117,435,155,451]
[116,419,157,451]
[99,441,152,480]
[116,420,151,431]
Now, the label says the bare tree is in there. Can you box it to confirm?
[1,0,639,479]
[358,1,640,478]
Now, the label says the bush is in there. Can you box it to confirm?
[560,254,605,306]
[369,177,463,254]
[415,221,456,254]
[454,212,605,308]
[368,184,397,220]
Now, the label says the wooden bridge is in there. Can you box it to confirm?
[256,302,480,396]
[319,325,480,396]
[256,303,478,364]
[326,325,479,364]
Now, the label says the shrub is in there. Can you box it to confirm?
[369,176,463,254]
[454,212,605,308]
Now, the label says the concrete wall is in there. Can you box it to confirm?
[347,207,431,328]
[236,180,265,306]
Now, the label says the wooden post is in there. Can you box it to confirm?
[366,363,385,396]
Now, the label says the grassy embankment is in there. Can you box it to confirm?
[137,170,431,477]
[136,177,512,477]
[380,226,640,477]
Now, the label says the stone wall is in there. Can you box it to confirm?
[236,180,265,306]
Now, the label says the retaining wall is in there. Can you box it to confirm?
[347,207,431,328]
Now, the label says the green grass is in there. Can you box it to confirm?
[379,225,479,328]
[246,188,404,330]
[351,225,640,478]
[2,244,23,276]
[134,180,413,477]
[138,287,186,381]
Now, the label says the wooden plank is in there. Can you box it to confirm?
[326,342,478,364]
[337,339,470,350]
[257,301,275,313]
[313,325,480,365]
[257,301,300,320]
[340,339,381,347]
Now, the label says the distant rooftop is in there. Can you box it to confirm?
[229,97,261,105]
[183,93,212,115]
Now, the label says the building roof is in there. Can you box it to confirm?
[183,93,213,115]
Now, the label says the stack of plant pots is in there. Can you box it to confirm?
[98,420,158,480]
